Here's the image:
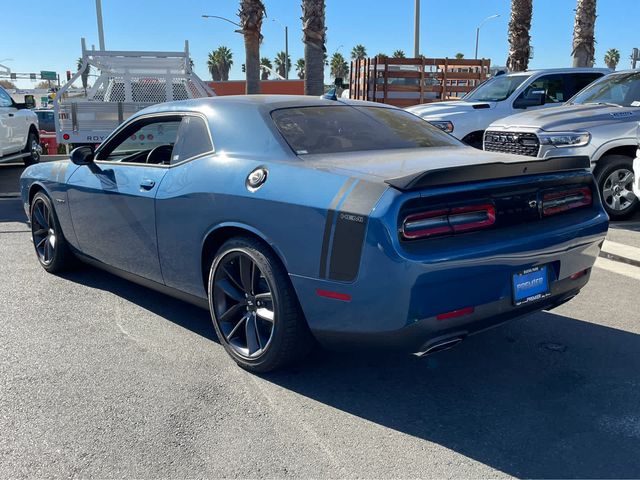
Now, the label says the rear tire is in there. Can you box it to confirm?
[594,155,638,220]
[23,131,42,166]
[207,236,314,373]
[30,192,75,273]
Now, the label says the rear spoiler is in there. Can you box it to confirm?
[385,156,591,191]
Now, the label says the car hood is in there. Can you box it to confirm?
[490,104,640,131]
[406,100,496,118]
[303,146,545,185]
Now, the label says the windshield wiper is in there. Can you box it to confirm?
[581,102,623,108]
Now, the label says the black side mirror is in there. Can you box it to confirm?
[514,88,547,109]
[70,146,94,165]
[24,95,36,109]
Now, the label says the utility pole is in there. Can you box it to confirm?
[284,25,289,80]
[96,0,106,50]
[414,0,420,57]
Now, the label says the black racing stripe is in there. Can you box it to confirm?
[319,178,356,278]
[328,181,388,282]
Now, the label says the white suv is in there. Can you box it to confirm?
[0,86,41,166]
[406,68,608,148]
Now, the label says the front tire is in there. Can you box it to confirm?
[23,131,42,166]
[30,192,74,273]
[595,155,638,220]
[208,237,313,372]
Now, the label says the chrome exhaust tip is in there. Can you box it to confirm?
[413,336,464,358]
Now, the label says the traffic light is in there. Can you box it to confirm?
[242,64,246,73]
[66,70,72,81]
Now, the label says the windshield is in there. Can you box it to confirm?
[271,105,461,156]
[464,74,530,102]
[568,72,640,107]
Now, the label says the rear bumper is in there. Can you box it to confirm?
[290,216,606,353]
[310,272,588,353]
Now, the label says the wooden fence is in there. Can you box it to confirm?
[349,57,491,107]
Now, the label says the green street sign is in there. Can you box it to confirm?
[40,70,57,81]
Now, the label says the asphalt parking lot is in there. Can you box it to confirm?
[1,160,640,478]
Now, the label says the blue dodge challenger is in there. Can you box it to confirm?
[20,96,608,372]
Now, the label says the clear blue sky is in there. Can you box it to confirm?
[2,0,638,88]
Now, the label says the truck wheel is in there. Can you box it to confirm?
[207,237,314,372]
[595,155,638,220]
[23,131,42,166]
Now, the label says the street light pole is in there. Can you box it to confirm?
[95,0,106,50]
[474,14,500,59]
[202,14,242,28]
[414,0,420,57]
[272,18,289,80]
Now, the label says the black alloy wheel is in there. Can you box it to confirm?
[208,237,313,372]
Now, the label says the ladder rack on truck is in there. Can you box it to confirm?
[54,38,214,145]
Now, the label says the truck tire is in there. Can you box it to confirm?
[23,130,42,166]
[594,155,638,220]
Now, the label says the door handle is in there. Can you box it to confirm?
[8,113,14,117]
[139,179,156,190]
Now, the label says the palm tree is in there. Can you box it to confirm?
[214,46,233,81]
[392,50,406,58]
[351,44,367,60]
[506,0,533,71]
[604,48,620,70]
[572,0,597,67]
[207,51,222,81]
[330,52,348,79]
[274,51,291,79]
[238,0,266,94]
[455,52,464,60]
[376,52,387,59]
[301,0,326,95]
[295,58,305,79]
[76,57,91,93]
[260,57,272,80]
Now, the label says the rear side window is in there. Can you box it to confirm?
[171,116,213,164]
[271,105,460,156]
[570,73,605,95]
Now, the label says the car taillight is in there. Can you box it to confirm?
[542,187,592,216]
[402,203,495,240]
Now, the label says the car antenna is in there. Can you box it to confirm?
[321,78,344,101]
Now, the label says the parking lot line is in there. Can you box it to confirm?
[594,256,640,281]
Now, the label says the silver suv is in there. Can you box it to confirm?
[484,70,640,219]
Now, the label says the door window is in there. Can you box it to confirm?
[514,74,566,108]
[97,117,181,164]
[0,88,13,107]
[570,73,605,95]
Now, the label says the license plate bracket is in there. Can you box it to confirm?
[512,265,551,306]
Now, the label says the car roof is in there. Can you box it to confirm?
[507,67,611,76]
[133,95,396,118]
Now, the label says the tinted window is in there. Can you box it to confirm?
[35,111,55,131]
[571,73,604,94]
[0,87,13,107]
[464,74,530,102]
[171,116,213,164]
[272,106,460,156]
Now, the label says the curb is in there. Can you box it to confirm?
[599,240,640,269]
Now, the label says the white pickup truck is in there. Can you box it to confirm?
[406,68,608,148]
[0,86,41,165]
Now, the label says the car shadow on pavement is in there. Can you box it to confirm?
[0,197,28,224]
[58,265,640,478]
[60,265,218,342]
[264,313,640,479]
